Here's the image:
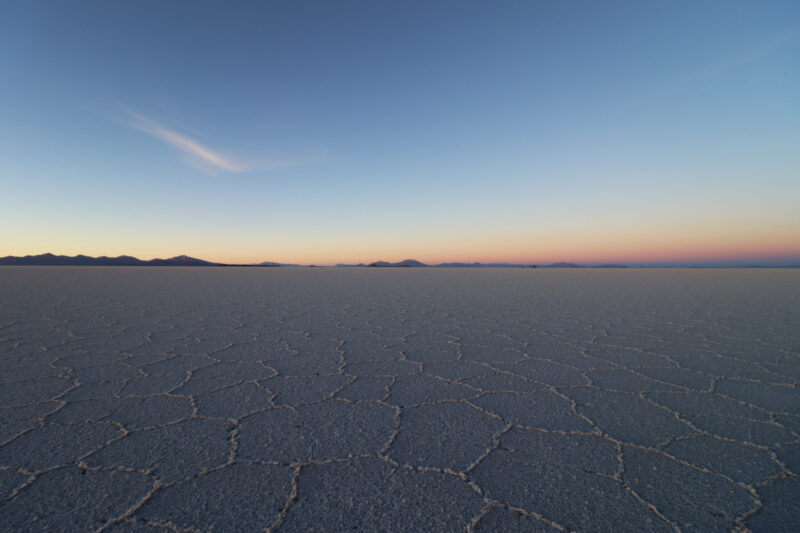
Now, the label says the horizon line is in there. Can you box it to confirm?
[2,252,800,269]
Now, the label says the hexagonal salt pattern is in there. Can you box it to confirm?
[1,267,798,531]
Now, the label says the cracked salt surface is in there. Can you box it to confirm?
[0,267,798,532]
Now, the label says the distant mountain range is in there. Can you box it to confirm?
[3,253,795,268]
[1,254,628,268]
[0,253,221,266]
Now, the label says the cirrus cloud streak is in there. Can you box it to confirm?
[123,110,246,172]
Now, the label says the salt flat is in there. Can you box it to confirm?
[0,267,798,532]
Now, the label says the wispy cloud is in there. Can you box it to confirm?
[658,26,800,97]
[123,109,246,172]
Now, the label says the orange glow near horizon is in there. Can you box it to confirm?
[3,204,798,266]
[4,233,798,266]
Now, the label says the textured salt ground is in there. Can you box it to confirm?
[0,267,798,532]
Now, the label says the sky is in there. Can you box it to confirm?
[1,0,799,266]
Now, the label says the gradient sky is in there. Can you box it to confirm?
[2,1,799,265]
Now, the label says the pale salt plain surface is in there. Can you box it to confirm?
[1,267,799,532]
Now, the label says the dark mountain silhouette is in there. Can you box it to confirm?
[0,253,221,266]
[4,254,795,268]
[0,253,139,266]
[367,259,428,267]
[146,255,220,266]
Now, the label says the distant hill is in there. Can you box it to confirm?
[367,259,428,267]
[146,255,220,266]
[0,253,221,266]
[254,261,302,267]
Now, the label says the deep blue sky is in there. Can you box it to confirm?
[2,1,799,264]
